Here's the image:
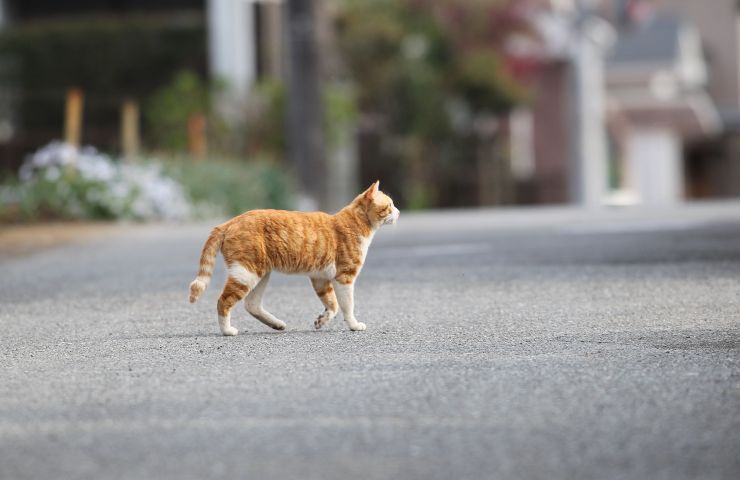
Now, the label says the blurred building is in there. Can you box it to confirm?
[605,2,720,205]
[523,0,740,206]
[658,0,740,200]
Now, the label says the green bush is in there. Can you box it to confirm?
[1,144,295,223]
[17,170,133,221]
[162,156,295,217]
[145,70,225,152]
[8,142,192,222]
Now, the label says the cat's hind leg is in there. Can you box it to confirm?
[245,272,286,331]
[310,278,338,329]
[217,277,251,336]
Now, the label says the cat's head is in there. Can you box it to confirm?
[357,181,400,227]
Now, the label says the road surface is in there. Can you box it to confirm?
[2,203,739,480]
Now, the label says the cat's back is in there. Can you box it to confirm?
[226,208,333,233]
[221,209,337,273]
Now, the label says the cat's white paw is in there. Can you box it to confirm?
[271,320,287,331]
[350,322,366,331]
[222,326,239,336]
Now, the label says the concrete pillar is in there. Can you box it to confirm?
[568,3,614,207]
[569,23,610,206]
[207,0,256,109]
[625,127,684,205]
[510,108,535,182]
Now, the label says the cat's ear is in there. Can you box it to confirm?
[363,180,380,201]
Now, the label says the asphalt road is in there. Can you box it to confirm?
[2,203,739,480]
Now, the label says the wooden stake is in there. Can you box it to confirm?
[187,113,207,160]
[64,88,84,147]
[120,99,140,161]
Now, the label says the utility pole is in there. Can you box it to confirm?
[285,0,327,210]
[206,0,255,120]
[568,0,612,207]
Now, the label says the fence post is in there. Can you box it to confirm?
[64,88,84,148]
[187,113,207,161]
[121,99,140,162]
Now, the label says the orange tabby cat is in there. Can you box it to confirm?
[189,181,399,335]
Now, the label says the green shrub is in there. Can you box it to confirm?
[145,70,224,152]
[8,142,191,222]
[162,156,295,217]
[1,144,295,223]
[16,171,134,221]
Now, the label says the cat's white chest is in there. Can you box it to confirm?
[359,232,375,263]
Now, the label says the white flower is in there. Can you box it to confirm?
[44,166,61,182]
[18,141,193,221]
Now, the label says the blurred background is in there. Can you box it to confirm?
[0,0,739,223]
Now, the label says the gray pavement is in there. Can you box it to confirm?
[1,203,739,480]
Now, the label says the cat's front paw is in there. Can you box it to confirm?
[221,326,239,336]
[350,322,366,331]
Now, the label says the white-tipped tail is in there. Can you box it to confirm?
[189,277,208,303]
[188,226,225,303]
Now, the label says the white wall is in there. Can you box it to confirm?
[624,127,684,205]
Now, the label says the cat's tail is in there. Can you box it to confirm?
[189,226,225,303]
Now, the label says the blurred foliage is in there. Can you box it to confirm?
[243,80,287,160]
[324,83,358,148]
[0,143,294,223]
[336,0,537,208]
[145,70,229,152]
[243,79,357,161]
[2,156,294,223]
[162,156,294,217]
[337,0,531,121]
[6,142,191,222]
[0,14,207,132]
[15,170,133,221]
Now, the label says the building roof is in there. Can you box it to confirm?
[608,15,683,66]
